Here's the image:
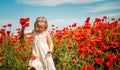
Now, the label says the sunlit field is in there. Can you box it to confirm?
[0,16,120,70]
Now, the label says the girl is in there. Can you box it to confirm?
[24,16,56,70]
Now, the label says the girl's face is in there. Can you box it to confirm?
[35,22,45,33]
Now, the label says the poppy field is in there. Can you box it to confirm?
[0,16,120,70]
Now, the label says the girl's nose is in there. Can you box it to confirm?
[39,28,42,30]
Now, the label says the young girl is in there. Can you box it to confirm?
[24,16,56,70]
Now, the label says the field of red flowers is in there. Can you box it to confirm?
[0,16,120,70]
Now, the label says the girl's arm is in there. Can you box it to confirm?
[19,26,33,41]
[46,31,54,53]
[21,26,33,35]
[24,29,33,35]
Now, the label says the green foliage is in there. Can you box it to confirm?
[0,36,31,70]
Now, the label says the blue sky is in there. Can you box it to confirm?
[0,0,120,33]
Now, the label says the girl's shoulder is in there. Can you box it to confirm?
[42,30,48,34]
[42,30,50,36]
[45,30,49,33]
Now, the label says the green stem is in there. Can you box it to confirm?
[19,26,25,47]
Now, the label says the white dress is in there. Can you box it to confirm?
[28,30,56,70]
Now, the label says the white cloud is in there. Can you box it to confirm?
[0,20,4,25]
[0,20,4,29]
[101,13,120,18]
[15,0,103,6]
[0,20,15,25]
[91,13,120,18]
[88,2,120,12]
[48,18,86,30]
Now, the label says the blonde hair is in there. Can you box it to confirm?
[34,16,48,31]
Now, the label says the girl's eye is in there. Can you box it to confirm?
[37,26,44,28]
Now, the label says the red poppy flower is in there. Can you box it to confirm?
[103,16,107,19]
[106,54,116,60]
[3,25,7,28]
[111,18,115,21]
[105,60,114,68]
[6,31,11,36]
[95,58,103,65]
[82,65,95,70]
[95,18,101,23]
[1,29,5,36]
[82,66,87,70]
[31,55,36,60]
[68,45,72,49]
[15,48,20,53]
[87,66,95,70]
[116,54,120,61]
[71,59,76,64]
[22,56,28,61]
[0,56,4,61]
[72,23,76,27]
[16,28,21,31]
[20,18,30,27]
[52,24,54,27]
[7,24,12,27]
[85,17,90,23]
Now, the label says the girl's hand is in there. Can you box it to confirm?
[45,50,52,58]
[47,50,52,53]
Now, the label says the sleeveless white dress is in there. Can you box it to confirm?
[28,30,56,70]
